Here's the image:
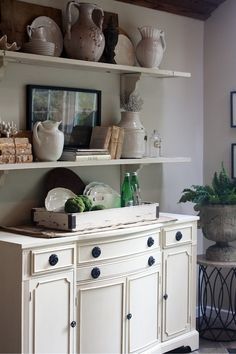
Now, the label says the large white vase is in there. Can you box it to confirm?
[136,26,166,68]
[64,2,105,61]
[118,111,145,158]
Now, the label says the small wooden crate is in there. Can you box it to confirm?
[32,203,159,232]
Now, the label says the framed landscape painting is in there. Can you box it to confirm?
[27,85,101,148]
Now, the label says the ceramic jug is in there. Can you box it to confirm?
[33,120,64,161]
[64,1,105,61]
[136,26,166,68]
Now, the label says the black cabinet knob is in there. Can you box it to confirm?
[91,267,101,279]
[70,321,76,328]
[92,246,101,258]
[148,256,155,267]
[175,231,183,241]
[147,237,155,247]
[127,313,132,320]
[48,254,58,266]
[163,294,168,300]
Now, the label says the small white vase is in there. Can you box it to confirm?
[118,111,145,158]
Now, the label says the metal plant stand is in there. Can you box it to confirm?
[197,255,236,341]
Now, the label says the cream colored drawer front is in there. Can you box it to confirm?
[162,224,192,248]
[78,232,160,265]
[31,245,75,275]
[77,250,161,282]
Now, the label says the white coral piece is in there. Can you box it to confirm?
[0,120,18,137]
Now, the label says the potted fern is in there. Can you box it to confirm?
[179,164,236,261]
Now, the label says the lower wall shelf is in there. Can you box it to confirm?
[0,157,191,171]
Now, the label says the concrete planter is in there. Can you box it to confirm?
[199,205,236,261]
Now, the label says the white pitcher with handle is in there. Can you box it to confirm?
[33,120,64,161]
[136,26,166,68]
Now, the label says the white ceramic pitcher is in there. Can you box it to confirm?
[33,120,64,161]
[27,25,48,42]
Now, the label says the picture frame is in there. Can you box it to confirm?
[231,143,236,179]
[230,91,236,127]
[27,84,101,148]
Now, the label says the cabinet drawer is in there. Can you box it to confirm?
[162,224,192,248]
[77,250,161,282]
[77,232,160,265]
[31,245,75,275]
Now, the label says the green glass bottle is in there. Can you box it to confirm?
[130,172,142,205]
[121,172,134,207]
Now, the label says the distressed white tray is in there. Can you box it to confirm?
[32,203,159,232]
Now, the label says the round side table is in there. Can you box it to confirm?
[197,255,236,341]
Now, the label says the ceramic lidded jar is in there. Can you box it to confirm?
[118,111,145,158]
[136,26,166,68]
[33,120,64,161]
[64,1,105,61]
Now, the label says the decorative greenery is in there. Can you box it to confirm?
[179,163,236,210]
[120,91,144,112]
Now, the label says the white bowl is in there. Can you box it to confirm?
[45,187,77,212]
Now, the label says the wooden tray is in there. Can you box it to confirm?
[32,203,160,232]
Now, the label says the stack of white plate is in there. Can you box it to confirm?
[23,40,55,56]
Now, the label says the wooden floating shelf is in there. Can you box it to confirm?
[0,50,191,78]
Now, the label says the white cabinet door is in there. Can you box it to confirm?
[28,270,75,354]
[127,267,161,353]
[77,277,126,354]
[162,245,192,341]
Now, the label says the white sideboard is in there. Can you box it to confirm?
[0,213,199,354]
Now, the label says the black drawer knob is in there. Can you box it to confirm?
[48,254,58,266]
[70,321,76,328]
[127,313,132,320]
[163,294,168,300]
[148,256,155,267]
[92,246,101,258]
[91,267,101,279]
[175,231,183,241]
[147,237,155,247]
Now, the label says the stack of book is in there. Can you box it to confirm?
[60,148,111,161]
[89,125,124,159]
[60,125,125,161]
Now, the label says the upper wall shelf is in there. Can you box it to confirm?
[0,50,191,79]
[0,157,191,171]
